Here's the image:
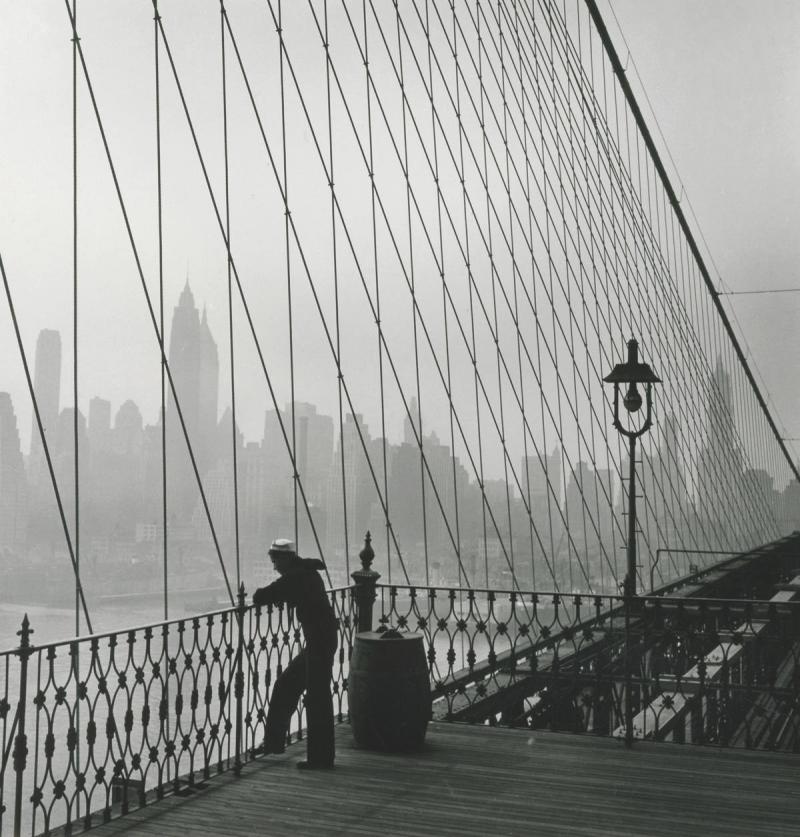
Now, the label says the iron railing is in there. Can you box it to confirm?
[0,586,357,837]
[3,557,800,836]
[378,584,800,750]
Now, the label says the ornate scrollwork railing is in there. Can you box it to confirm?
[0,584,357,837]
[3,565,800,836]
[377,584,800,750]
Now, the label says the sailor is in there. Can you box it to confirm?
[252,538,338,769]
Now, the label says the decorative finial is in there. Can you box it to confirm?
[18,614,33,648]
[359,531,374,572]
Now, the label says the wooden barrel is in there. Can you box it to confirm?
[349,630,431,752]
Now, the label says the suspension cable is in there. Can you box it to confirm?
[63,0,236,605]
[220,0,242,589]
[154,0,168,621]
[0,248,92,631]
[71,0,82,636]
[582,0,800,487]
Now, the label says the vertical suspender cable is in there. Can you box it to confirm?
[276,0,299,550]
[425,0,463,583]
[450,1,489,587]
[71,0,81,636]
[542,1,574,591]
[154,0,168,621]
[583,0,800,488]
[67,0,236,605]
[153,12,172,779]
[514,0,558,590]
[221,1,242,587]
[476,0,515,586]
[499,0,532,588]
[323,0,350,576]
[71,7,82,818]
[362,1,391,582]
[394,1,430,585]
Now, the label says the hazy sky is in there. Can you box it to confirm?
[606,0,800,454]
[0,1,798,466]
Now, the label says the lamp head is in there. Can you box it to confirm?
[603,339,661,425]
[623,382,643,413]
[603,339,661,387]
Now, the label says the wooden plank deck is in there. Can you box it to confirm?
[87,723,800,837]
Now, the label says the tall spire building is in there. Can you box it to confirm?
[166,282,220,518]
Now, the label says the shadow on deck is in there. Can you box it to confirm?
[84,723,799,837]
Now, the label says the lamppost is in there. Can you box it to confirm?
[603,339,661,598]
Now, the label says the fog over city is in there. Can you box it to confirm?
[0,1,798,638]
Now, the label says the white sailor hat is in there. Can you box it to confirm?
[268,538,297,558]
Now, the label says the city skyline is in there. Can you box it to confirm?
[0,277,796,610]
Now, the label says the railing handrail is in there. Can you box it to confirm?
[379,585,800,612]
[2,583,795,661]
[0,584,358,657]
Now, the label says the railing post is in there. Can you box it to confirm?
[624,598,634,748]
[351,532,380,633]
[13,615,33,837]
[233,584,246,777]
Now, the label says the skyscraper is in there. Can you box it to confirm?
[29,329,61,475]
[697,358,747,546]
[166,282,220,517]
[0,393,27,552]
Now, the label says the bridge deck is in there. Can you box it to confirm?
[83,723,798,837]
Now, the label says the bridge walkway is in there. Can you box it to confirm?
[84,723,798,837]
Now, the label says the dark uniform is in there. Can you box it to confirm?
[252,557,338,768]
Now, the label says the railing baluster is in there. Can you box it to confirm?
[234,584,246,776]
[12,615,32,837]
[624,598,634,748]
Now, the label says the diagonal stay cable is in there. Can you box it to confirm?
[344,0,631,590]
[224,1,452,584]
[396,1,629,558]
[155,1,404,586]
[417,0,758,577]
[334,0,599,587]
[228,0,493,587]
[537,0,784,540]
[341,0,582,584]
[297,0,549,588]
[64,0,235,606]
[462,0,768,560]
[582,0,800,489]
[544,0,788,544]
[505,0,727,560]
[354,2,613,585]
[0,248,93,632]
